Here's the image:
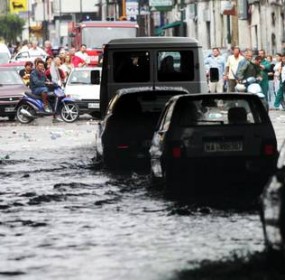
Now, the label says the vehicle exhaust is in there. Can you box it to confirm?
[20,108,33,118]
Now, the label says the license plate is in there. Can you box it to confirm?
[5,107,15,112]
[88,103,99,109]
[204,141,243,152]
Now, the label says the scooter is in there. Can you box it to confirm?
[16,84,80,124]
[235,77,268,111]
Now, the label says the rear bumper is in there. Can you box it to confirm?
[163,156,277,195]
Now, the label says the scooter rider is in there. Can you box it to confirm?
[236,50,262,82]
[29,59,52,112]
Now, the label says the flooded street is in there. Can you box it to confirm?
[1,112,285,280]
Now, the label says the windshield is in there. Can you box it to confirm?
[0,69,24,85]
[68,70,91,85]
[82,27,137,49]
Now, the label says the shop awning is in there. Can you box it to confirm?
[155,21,183,36]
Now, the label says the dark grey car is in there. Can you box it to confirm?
[95,86,190,170]
[149,93,278,199]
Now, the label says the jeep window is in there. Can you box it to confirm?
[157,51,194,81]
[113,52,150,83]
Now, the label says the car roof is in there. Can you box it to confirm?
[107,37,201,48]
[168,92,263,101]
[115,86,190,97]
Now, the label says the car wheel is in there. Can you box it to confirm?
[60,102,80,123]
[16,104,35,124]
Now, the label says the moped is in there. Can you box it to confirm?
[235,77,268,111]
[16,84,80,124]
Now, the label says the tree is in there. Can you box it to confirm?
[0,13,25,43]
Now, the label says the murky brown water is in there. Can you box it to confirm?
[1,114,281,280]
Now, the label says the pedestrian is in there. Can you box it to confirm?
[59,53,74,81]
[19,61,33,87]
[44,40,53,56]
[72,44,90,67]
[273,54,285,110]
[236,49,261,82]
[45,56,66,87]
[44,55,53,70]
[204,47,226,93]
[266,55,276,109]
[258,49,271,102]
[273,53,282,96]
[224,46,244,92]
[29,40,47,57]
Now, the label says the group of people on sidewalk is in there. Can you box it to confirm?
[204,46,285,110]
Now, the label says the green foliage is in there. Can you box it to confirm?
[0,13,25,43]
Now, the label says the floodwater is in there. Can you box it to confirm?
[0,113,284,280]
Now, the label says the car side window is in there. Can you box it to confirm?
[113,51,150,83]
[157,51,194,82]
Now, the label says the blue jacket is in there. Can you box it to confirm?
[30,69,47,91]
[204,55,226,80]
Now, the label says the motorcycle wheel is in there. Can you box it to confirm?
[16,104,36,124]
[60,102,80,123]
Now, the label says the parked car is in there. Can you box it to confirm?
[0,67,29,121]
[94,86,190,169]
[64,67,101,118]
[0,61,26,73]
[10,50,47,63]
[260,140,285,259]
[149,93,278,198]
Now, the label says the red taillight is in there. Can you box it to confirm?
[117,144,129,149]
[263,144,276,156]
[172,147,181,158]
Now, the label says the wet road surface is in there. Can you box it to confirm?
[1,112,285,280]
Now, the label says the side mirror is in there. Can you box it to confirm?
[91,70,100,84]
[209,67,219,82]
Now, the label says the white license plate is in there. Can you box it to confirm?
[5,107,15,112]
[204,141,243,152]
[88,103,99,109]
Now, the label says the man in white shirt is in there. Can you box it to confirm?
[73,44,90,67]
[224,46,244,92]
[28,40,47,57]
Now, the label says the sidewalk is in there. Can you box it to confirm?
[269,110,285,148]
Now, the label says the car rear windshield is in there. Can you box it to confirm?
[175,97,264,126]
[111,92,176,117]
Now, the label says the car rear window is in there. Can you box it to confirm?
[175,97,264,126]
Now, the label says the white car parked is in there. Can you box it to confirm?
[10,50,47,63]
[64,67,101,118]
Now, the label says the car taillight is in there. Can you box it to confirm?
[263,144,276,156]
[172,147,181,158]
[117,144,129,149]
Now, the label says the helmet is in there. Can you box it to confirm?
[235,83,246,92]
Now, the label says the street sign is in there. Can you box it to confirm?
[149,0,174,12]
[9,0,27,14]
